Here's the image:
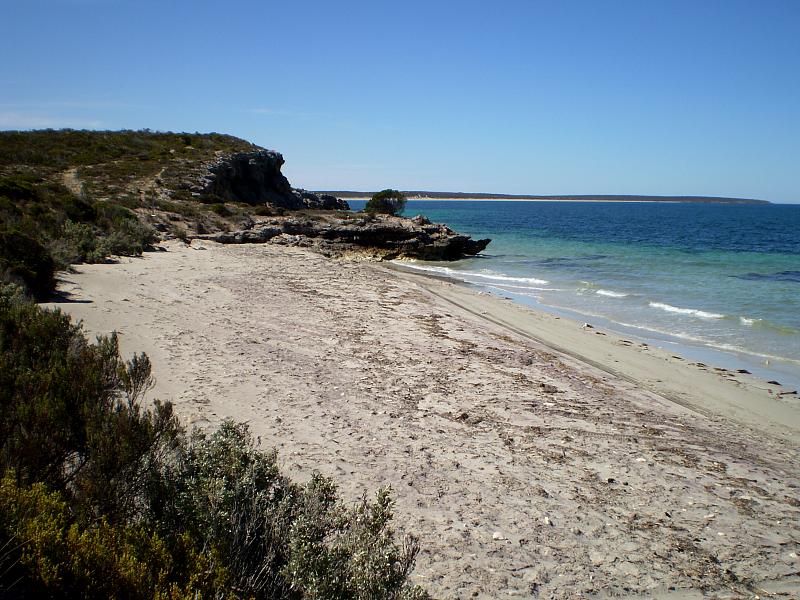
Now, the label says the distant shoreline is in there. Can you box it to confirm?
[320,191,770,204]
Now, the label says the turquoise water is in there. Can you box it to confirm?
[349,200,800,388]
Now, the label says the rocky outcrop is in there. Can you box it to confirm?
[195,213,491,261]
[199,150,349,211]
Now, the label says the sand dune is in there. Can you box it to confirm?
[46,241,800,599]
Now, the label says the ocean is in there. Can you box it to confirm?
[348,199,800,389]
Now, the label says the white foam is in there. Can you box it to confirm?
[739,316,759,326]
[395,262,549,286]
[395,263,459,277]
[706,345,800,366]
[596,289,628,298]
[607,320,800,365]
[469,271,549,285]
[489,283,564,292]
[486,286,544,300]
[648,302,725,319]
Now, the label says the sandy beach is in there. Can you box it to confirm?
[45,241,800,599]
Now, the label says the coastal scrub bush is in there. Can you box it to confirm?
[167,421,429,599]
[364,189,407,216]
[50,220,103,266]
[0,294,430,599]
[97,218,157,257]
[0,173,159,295]
[0,229,56,299]
[210,202,232,217]
[0,475,231,599]
[0,292,181,508]
[286,482,427,599]
[169,421,297,598]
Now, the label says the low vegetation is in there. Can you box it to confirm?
[0,289,428,599]
[0,172,161,296]
[0,130,262,299]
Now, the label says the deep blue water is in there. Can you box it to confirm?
[350,200,800,388]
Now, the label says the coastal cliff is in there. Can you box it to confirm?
[190,150,348,211]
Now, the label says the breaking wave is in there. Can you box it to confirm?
[648,302,725,320]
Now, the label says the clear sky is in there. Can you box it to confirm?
[2,0,799,202]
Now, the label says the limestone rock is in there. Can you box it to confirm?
[201,150,349,211]
[193,213,491,261]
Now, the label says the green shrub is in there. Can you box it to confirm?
[0,173,159,294]
[0,175,43,202]
[253,205,275,216]
[0,475,231,599]
[0,295,181,517]
[50,220,101,266]
[61,196,96,222]
[95,201,135,226]
[98,218,157,257]
[170,225,189,242]
[170,421,297,598]
[364,189,406,216]
[169,421,429,600]
[210,203,232,217]
[0,293,429,599]
[115,195,144,210]
[0,229,56,299]
[286,481,427,599]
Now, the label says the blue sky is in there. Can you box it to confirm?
[2,0,799,202]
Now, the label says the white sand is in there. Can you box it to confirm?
[46,241,800,599]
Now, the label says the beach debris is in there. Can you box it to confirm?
[767,380,781,385]
[542,516,552,526]
[539,383,560,394]
[736,369,751,374]
[582,322,594,329]
[492,531,506,540]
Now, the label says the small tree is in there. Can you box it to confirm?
[364,189,407,216]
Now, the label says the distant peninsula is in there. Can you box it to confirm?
[319,191,770,204]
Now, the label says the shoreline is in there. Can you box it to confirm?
[390,260,800,393]
[386,262,800,443]
[337,197,771,205]
[44,241,800,598]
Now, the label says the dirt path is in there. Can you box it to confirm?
[61,166,84,197]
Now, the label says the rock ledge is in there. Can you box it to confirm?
[194,212,490,261]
